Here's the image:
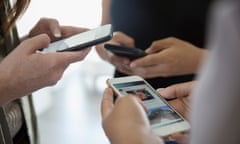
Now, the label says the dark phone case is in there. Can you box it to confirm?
[59,33,112,52]
[104,44,147,60]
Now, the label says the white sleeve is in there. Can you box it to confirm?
[190,1,240,144]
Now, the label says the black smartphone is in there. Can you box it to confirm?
[104,43,147,60]
[42,24,112,53]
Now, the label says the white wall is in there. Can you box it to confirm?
[17,0,102,36]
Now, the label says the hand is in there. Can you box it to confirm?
[101,88,163,144]
[158,81,196,144]
[95,31,136,74]
[0,34,90,105]
[158,81,195,120]
[28,17,88,42]
[129,37,207,78]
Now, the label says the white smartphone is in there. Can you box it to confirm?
[107,75,191,137]
[42,24,112,53]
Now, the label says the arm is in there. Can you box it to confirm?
[0,34,90,105]
[190,2,240,143]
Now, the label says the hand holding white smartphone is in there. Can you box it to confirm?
[42,24,112,53]
[107,75,190,137]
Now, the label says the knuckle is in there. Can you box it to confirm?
[126,38,134,45]
[152,40,158,45]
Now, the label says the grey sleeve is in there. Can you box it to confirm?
[190,1,240,144]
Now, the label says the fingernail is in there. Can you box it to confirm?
[130,62,136,68]
[157,88,165,92]
[145,48,151,53]
[54,32,61,38]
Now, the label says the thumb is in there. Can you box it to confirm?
[146,37,174,54]
[101,88,115,120]
[157,81,195,99]
[23,34,50,53]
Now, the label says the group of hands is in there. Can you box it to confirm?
[0,18,204,143]
[102,81,195,144]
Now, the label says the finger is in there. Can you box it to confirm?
[22,34,51,53]
[146,37,177,53]
[101,88,115,119]
[130,53,166,68]
[60,26,89,38]
[47,18,62,38]
[131,65,168,78]
[112,32,135,47]
[168,98,189,119]
[110,54,131,65]
[157,81,194,99]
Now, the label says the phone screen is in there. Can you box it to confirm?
[112,81,183,128]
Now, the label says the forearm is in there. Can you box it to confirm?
[0,71,13,105]
[0,63,20,105]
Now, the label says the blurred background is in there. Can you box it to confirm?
[17,0,113,143]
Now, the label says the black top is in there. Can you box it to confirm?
[110,0,213,88]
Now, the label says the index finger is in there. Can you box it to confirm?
[101,88,115,120]
[130,53,164,68]
[47,18,62,38]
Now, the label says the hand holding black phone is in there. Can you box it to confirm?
[104,43,147,60]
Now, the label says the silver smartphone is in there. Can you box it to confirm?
[42,24,112,53]
[107,75,190,137]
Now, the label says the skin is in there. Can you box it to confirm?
[101,81,195,144]
[130,38,207,78]
[96,0,207,78]
[97,33,207,78]
[101,88,164,144]
[28,18,89,41]
[0,18,91,105]
[95,32,135,74]
[158,81,195,143]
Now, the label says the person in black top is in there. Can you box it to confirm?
[96,0,213,89]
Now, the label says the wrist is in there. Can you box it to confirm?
[0,65,16,105]
[0,70,11,105]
